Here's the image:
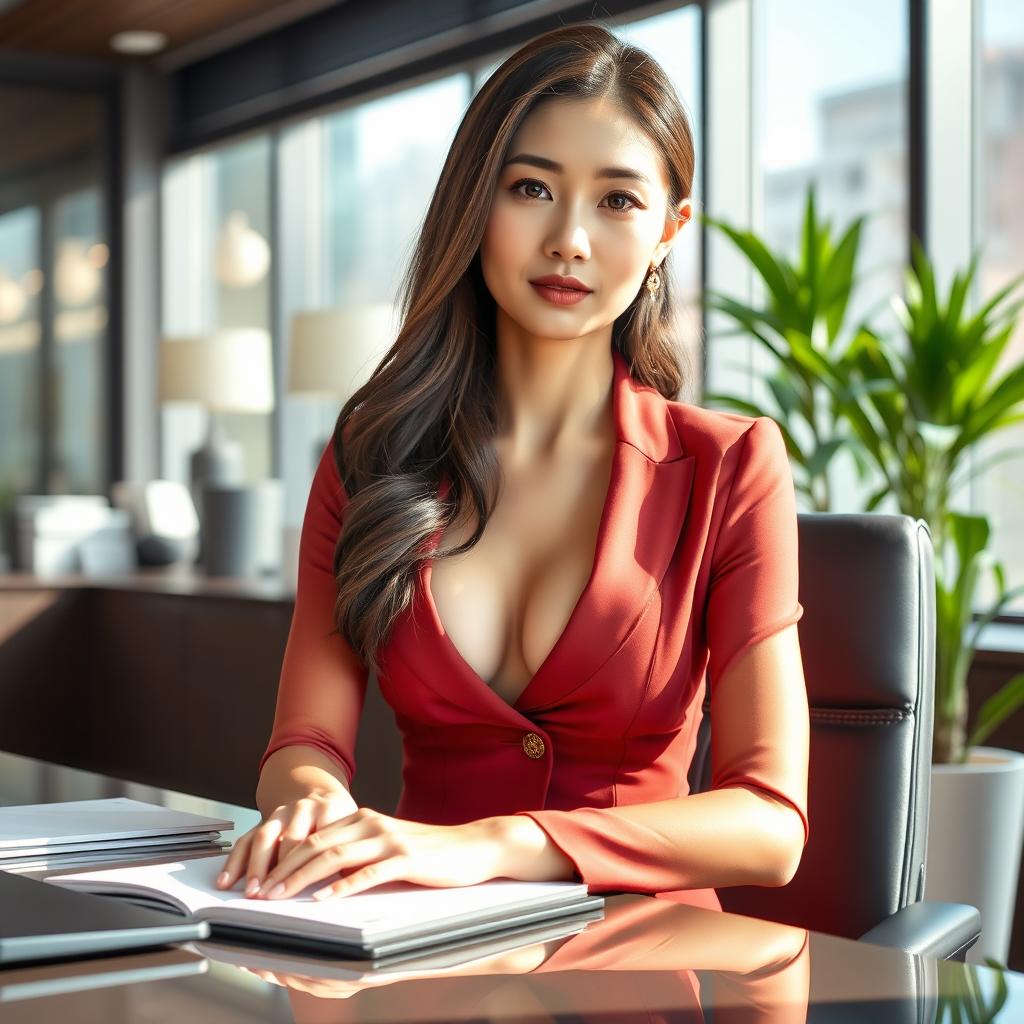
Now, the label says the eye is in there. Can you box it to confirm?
[602,191,642,214]
[509,178,552,201]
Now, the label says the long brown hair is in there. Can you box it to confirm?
[330,21,697,676]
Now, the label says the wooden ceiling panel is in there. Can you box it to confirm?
[0,85,100,178]
[0,0,341,63]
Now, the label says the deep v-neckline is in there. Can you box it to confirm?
[419,440,618,712]
[421,415,623,713]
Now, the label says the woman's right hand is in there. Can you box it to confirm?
[215,790,359,897]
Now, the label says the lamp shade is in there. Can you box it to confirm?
[287,305,395,399]
[159,328,274,413]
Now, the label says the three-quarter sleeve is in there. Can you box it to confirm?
[705,415,804,688]
[510,415,808,894]
[258,439,369,788]
[704,414,808,842]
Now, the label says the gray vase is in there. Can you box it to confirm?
[201,480,283,577]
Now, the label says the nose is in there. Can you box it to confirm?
[544,198,592,262]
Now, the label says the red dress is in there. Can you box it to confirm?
[259,347,808,911]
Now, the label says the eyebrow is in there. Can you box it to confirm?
[502,152,652,186]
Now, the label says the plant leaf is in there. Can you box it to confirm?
[966,673,1024,750]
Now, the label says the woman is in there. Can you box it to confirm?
[217,21,810,910]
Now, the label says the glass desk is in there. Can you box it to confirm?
[0,748,1019,1022]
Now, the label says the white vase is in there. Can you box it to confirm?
[925,745,1024,965]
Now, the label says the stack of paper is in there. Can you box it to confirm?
[0,797,234,872]
[14,495,133,575]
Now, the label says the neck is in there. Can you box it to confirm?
[491,312,615,462]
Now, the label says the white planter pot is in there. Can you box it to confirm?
[925,745,1024,965]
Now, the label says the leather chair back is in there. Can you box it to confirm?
[688,513,936,939]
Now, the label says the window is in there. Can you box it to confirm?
[745,0,907,514]
[973,0,1024,613]
[0,206,42,498]
[0,83,109,517]
[161,134,273,488]
[277,75,471,527]
[52,188,107,492]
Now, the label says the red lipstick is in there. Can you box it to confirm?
[529,274,592,306]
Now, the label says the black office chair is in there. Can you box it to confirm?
[689,512,981,961]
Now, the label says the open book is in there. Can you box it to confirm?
[46,854,604,959]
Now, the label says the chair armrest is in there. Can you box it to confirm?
[858,901,981,961]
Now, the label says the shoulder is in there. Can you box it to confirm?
[665,399,788,471]
[309,436,349,527]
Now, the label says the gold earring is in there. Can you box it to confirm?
[645,265,661,295]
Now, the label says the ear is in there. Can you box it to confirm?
[652,198,694,266]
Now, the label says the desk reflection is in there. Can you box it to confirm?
[6,749,1018,1023]
[197,889,810,1022]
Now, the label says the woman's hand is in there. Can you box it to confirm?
[236,807,508,902]
[215,790,359,897]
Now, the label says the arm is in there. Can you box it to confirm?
[256,745,356,820]
[495,417,810,891]
[256,438,368,819]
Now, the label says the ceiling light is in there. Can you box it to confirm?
[110,30,168,56]
[215,212,270,289]
[0,269,26,325]
[55,239,102,307]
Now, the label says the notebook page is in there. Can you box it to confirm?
[51,855,593,941]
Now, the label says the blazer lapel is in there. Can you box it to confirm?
[401,347,696,726]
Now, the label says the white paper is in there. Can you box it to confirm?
[0,797,233,849]
[50,854,594,942]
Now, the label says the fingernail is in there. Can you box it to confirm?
[216,872,229,887]
[313,887,332,900]
[245,877,260,896]
[267,883,286,899]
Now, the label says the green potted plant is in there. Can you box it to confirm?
[700,186,1024,964]
[825,241,1024,761]
[699,187,872,513]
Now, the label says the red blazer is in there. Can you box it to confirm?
[260,347,807,911]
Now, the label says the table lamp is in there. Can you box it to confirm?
[288,305,395,394]
[287,305,396,464]
[159,328,274,528]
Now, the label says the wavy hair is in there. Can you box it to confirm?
[330,21,697,675]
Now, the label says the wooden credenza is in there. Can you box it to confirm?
[0,567,404,815]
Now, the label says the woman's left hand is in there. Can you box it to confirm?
[244,806,507,902]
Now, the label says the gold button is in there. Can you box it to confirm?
[522,732,546,759]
